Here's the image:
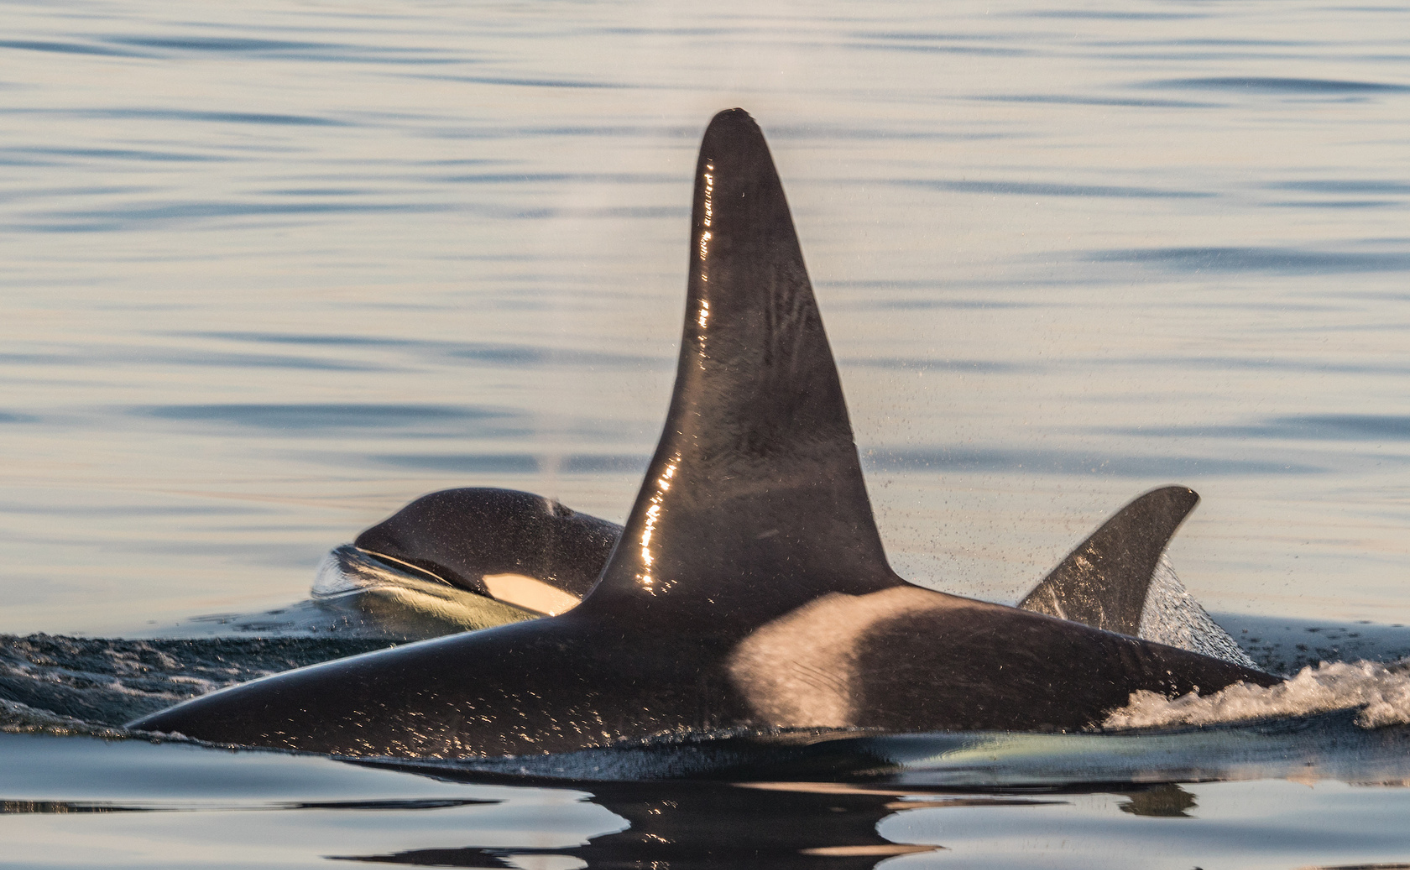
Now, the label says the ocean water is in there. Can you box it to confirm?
[2,0,1410,865]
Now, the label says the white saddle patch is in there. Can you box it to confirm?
[726,585,959,728]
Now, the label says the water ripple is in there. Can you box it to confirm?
[984,94,1213,108]
[1129,415,1410,443]
[1024,9,1202,19]
[842,356,1030,373]
[850,41,1030,58]
[1089,246,1410,275]
[898,179,1209,199]
[97,35,461,66]
[0,39,147,58]
[1270,199,1396,210]
[415,73,634,90]
[0,147,225,164]
[373,453,541,474]
[109,36,331,53]
[138,403,519,432]
[190,332,668,369]
[4,107,354,127]
[1273,180,1410,195]
[0,349,380,372]
[370,452,654,475]
[866,448,1320,477]
[1151,76,1410,95]
[143,404,496,427]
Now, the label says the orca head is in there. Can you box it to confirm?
[353,487,618,612]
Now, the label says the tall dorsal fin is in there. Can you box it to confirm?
[1018,486,1200,635]
[580,109,901,621]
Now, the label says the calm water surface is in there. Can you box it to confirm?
[2,0,1409,865]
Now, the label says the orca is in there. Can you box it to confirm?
[349,488,618,615]
[128,109,1277,755]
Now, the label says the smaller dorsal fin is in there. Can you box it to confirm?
[580,110,901,623]
[1018,486,1199,635]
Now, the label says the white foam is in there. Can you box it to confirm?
[1104,658,1410,730]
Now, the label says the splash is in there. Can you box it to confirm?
[1138,555,1256,669]
[0,697,129,739]
[1105,658,1410,730]
[0,634,391,732]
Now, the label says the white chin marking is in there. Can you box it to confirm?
[482,573,582,616]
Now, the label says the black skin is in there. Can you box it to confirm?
[129,109,1280,755]
[1021,485,1200,635]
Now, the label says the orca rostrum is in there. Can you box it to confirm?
[351,487,618,615]
[128,110,1277,755]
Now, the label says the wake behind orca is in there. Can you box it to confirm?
[129,110,1276,756]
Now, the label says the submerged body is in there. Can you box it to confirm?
[130,110,1276,756]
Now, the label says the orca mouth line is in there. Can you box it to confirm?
[352,549,459,589]
[311,544,544,633]
[316,542,585,622]
[312,545,457,598]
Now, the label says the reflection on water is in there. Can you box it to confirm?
[9,731,1410,870]
[330,781,1215,868]
[332,780,956,869]
[1119,782,1196,818]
